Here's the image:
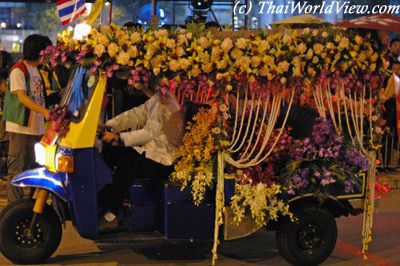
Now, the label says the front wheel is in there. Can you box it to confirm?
[0,198,62,264]
[276,207,337,266]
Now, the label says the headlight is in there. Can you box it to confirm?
[34,143,46,165]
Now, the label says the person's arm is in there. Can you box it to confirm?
[105,95,155,132]
[15,90,49,120]
[119,101,163,147]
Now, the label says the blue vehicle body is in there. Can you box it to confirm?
[12,148,112,239]
[10,147,225,240]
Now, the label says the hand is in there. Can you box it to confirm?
[97,124,109,132]
[102,132,119,143]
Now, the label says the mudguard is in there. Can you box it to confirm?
[11,167,69,201]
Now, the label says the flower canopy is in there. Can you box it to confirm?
[42,23,389,101]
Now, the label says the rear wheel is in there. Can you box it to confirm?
[276,207,337,266]
[0,198,62,264]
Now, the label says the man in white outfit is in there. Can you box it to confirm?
[98,86,184,231]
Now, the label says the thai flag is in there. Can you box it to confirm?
[56,0,87,25]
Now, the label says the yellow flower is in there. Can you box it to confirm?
[313,43,324,55]
[169,59,179,72]
[212,127,221,134]
[235,56,251,73]
[322,31,329,38]
[166,38,176,49]
[177,34,187,45]
[202,63,213,73]
[339,37,349,50]
[191,64,201,77]
[219,104,227,112]
[150,43,159,54]
[101,26,112,34]
[350,50,358,58]
[94,44,105,57]
[231,48,243,59]
[221,37,233,51]
[306,49,314,60]
[312,56,319,64]
[280,77,287,84]
[175,47,186,57]
[293,66,302,77]
[258,65,269,77]
[154,29,168,39]
[178,58,190,70]
[355,35,363,45]
[357,52,366,62]
[127,46,138,58]
[198,37,209,49]
[262,55,274,65]
[153,67,160,75]
[278,60,290,73]
[211,47,222,62]
[326,42,334,50]
[341,62,349,71]
[226,85,233,91]
[235,38,247,49]
[151,57,159,69]
[258,40,270,53]
[107,43,119,58]
[371,52,378,62]
[98,35,109,46]
[308,67,316,77]
[251,56,261,67]
[116,51,130,65]
[130,32,141,43]
[198,51,210,64]
[297,42,307,54]
[216,59,228,70]
[116,30,129,46]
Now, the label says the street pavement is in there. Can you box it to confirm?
[0,190,399,266]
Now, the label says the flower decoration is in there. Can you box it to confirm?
[171,107,218,204]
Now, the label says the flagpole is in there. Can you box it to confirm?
[109,0,113,24]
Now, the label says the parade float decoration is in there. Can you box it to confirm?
[41,23,389,264]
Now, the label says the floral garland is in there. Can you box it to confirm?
[230,183,292,227]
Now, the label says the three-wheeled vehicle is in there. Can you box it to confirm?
[0,68,367,265]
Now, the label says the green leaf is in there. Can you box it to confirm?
[186,22,206,38]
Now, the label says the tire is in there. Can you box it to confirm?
[0,198,62,264]
[276,207,337,266]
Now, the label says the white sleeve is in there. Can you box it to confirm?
[9,68,27,93]
[105,96,155,132]
[119,101,163,147]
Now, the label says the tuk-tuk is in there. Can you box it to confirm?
[0,66,369,266]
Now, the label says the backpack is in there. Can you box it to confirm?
[2,60,46,127]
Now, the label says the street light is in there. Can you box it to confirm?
[190,0,213,10]
[0,22,6,29]
[187,0,214,23]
